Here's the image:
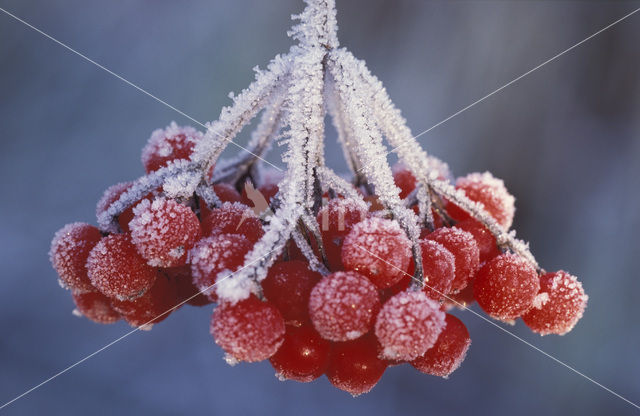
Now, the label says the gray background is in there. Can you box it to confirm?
[1,0,639,415]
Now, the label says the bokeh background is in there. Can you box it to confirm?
[1,0,639,415]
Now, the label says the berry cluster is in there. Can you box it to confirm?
[49,0,588,398]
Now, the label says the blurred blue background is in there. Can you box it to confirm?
[1,0,639,415]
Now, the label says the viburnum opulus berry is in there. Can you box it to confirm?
[308,271,380,341]
[111,274,177,327]
[375,290,446,361]
[522,271,587,335]
[341,217,411,288]
[211,295,285,362]
[408,239,456,301]
[201,202,264,243]
[141,122,202,173]
[425,226,480,293]
[86,233,157,300]
[71,291,121,324]
[129,198,202,267]
[95,181,152,233]
[317,198,368,271]
[455,218,500,263]
[269,325,330,382]
[326,334,388,396]
[392,164,417,199]
[261,260,322,326]
[411,313,471,377]
[447,171,515,229]
[164,266,212,307]
[50,222,102,293]
[473,253,540,321]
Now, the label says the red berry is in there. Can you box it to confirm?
[474,253,540,321]
[190,234,253,302]
[425,226,480,293]
[71,291,121,324]
[86,234,157,300]
[522,271,587,335]
[456,218,500,263]
[50,222,102,293]
[141,122,202,173]
[96,182,153,233]
[262,261,322,326]
[375,291,446,361]
[342,217,411,288]
[326,334,387,396]
[129,198,202,267]
[211,295,285,362]
[165,266,212,307]
[448,172,515,229]
[308,271,380,341]
[411,314,471,377]
[317,198,367,271]
[111,274,177,328]
[269,325,330,382]
[199,183,243,219]
[392,164,417,199]
[201,202,264,244]
[408,239,456,300]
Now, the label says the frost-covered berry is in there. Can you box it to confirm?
[448,172,515,229]
[269,325,330,382]
[474,253,540,321]
[374,291,446,361]
[317,198,368,271]
[190,234,253,302]
[211,295,285,362]
[50,222,102,293]
[165,266,211,307]
[455,219,500,263]
[201,202,264,244]
[86,234,157,300]
[392,164,417,199]
[411,314,470,377]
[71,291,120,324]
[308,271,380,341]
[111,274,177,328]
[425,226,480,293]
[326,334,387,396]
[96,182,151,233]
[408,239,456,300]
[141,122,202,173]
[262,261,322,326]
[342,217,411,288]
[129,198,202,267]
[522,271,587,335]
[199,183,243,219]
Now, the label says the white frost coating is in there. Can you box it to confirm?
[161,160,201,199]
[316,166,368,210]
[289,0,339,51]
[214,269,255,303]
[532,292,550,309]
[141,122,202,167]
[291,229,329,275]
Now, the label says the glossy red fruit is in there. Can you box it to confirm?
[445,282,475,309]
[269,325,330,382]
[190,234,253,302]
[375,291,446,361]
[408,239,456,300]
[86,234,157,300]
[326,334,388,396]
[455,218,500,263]
[317,198,368,271]
[425,226,480,293]
[447,172,515,229]
[164,266,211,307]
[50,222,102,293]
[522,271,587,335]
[96,182,152,233]
[211,295,285,362]
[392,164,417,199]
[342,217,411,288]
[141,122,202,173]
[71,291,120,324]
[474,253,540,321]
[262,261,322,326]
[201,202,264,244]
[411,314,471,377]
[129,198,202,267]
[308,271,380,341]
[111,274,177,328]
